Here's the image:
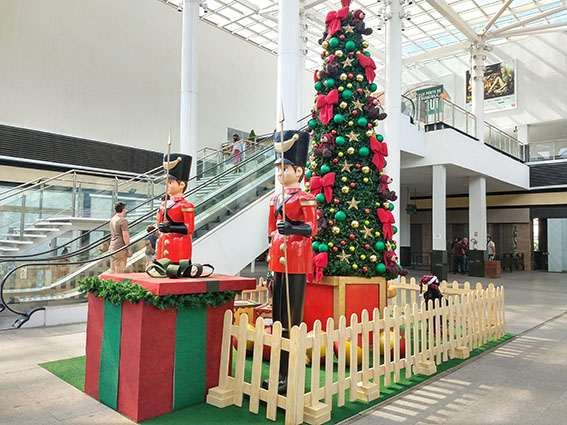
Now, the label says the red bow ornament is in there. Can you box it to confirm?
[316,89,339,125]
[308,252,328,284]
[357,54,376,83]
[310,172,335,203]
[370,136,388,171]
[325,7,349,37]
[377,208,395,241]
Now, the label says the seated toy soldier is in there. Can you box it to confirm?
[147,153,196,278]
[264,130,317,393]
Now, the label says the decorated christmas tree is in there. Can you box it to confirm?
[306,0,407,280]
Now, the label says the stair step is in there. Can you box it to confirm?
[7,233,48,239]
[35,221,72,226]
[0,239,34,245]
[0,246,20,252]
[23,227,60,232]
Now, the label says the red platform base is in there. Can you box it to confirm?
[85,273,255,422]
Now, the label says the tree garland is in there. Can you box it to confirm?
[78,276,237,310]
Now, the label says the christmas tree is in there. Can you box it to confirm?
[306,0,407,280]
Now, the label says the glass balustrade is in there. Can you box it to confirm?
[528,139,567,162]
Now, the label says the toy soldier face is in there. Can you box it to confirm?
[276,164,303,187]
[167,179,185,197]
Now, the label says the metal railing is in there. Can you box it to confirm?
[484,122,527,161]
[527,139,567,162]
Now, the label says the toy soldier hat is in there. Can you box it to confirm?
[274,130,310,166]
[163,153,192,181]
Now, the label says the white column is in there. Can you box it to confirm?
[432,165,446,251]
[298,7,307,120]
[468,175,487,251]
[384,0,402,256]
[277,0,301,129]
[180,0,199,174]
[470,44,485,143]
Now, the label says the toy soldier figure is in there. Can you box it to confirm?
[264,130,317,393]
[147,153,195,278]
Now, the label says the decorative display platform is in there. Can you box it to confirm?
[84,273,255,422]
[303,275,387,331]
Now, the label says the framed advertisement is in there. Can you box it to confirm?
[466,59,516,113]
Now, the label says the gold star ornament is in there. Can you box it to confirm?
[364,88,372,97]
[346,130,360,142]
[347,197,360,210]
[343,24,355,33]
[337,250,352,263]
[342,57,354,68]
[360,225,374,238]
[352,99,364,110]
[341,159,353,172]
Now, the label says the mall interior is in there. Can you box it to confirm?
[0,1,566,424]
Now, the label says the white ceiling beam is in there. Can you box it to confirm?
[480,0,514,36]
[496,22,567,39]
[488,5,567,37]
[305,0,328,10]
[425,0,478,41]
[234,0,260,13]
[401,41,469,66]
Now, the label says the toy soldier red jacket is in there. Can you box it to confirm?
[156,196,195,263]
[268,188,318,274]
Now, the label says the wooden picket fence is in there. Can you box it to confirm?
[207,279,506,425]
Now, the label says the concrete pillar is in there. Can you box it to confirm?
[399,185,411,267]
[180,0,199,175]
[277,0,301,129]
[470,44,485,143]
[468,175,487,276]
[384,0,402,259]
[432,165,448,280]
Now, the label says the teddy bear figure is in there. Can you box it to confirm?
[317,55,340,81]
[364,97,388,121]
[313,133,335,158]
[350,10,373,35]
[384,251,409,276]
[377,174,398,201]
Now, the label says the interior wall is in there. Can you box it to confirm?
[0,0,313,154]
[403,32,567,139]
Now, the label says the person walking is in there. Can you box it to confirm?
[231,134,245,172]
[487,235,496,260]
[109,201,131,273]
[144,225,158,268]
[462,237,469,273]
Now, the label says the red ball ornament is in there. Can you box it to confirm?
[349,234,355,240]
[350,182,356,188]
[352,110,358,116]
[367,123,373,128]
[355,163,361,168]
[340,240,346,246]
[331,129,337,135]
[357,88,363,93]
[340,35,345,40]
[332,246,339,252]
[328,220,334,226]
[349,51,355,56]
[362,266,368,272]
[365,244,370,250]
[348,73,354,79]
[364,208,370,214]
[333,158,339,164]
[321,52,325,58]
[334,198,340,204]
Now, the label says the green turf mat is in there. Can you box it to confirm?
[40,333,514,424]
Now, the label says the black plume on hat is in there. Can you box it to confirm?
[274,130,310,167]
[163,153,192,181]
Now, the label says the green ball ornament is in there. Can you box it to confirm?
[345,40,356,51]
[316,193,326,203]
[314,81,323,91]
[309,119,317,129]
[370,83,377,91]
[342,90,353,100]
[326,78,335,87]
[375,241,385,251]
[329,37,339,48]
[334,114,344,123]
[305,170,312,179]
[312,241,320,251]
[318,243,329,253]
[364,51,371,57]
[377,134,384,142]
[321,164,331,174]
[336,136,346,146]
[357,117,368,127]
[335,211,347,221]
[359,146,370,157]
[393,225,398,234]
[376,263,386,273]
[389,202,394,211]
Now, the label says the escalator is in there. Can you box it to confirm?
[0,131,285,328]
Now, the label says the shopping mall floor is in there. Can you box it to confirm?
[0,269,565,425]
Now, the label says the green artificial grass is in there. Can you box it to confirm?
[40,333,514,425]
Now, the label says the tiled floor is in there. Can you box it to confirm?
[0,270,565,425]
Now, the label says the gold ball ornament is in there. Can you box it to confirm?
[363,41,369,48]
[348,121,354,126]
[362,166,370,174]
[347,147,355,155]
[349,246,355,252]
[375,231,381,237]
[338,86,344,92]
[351,220,359,228]
[332,226,341,235]
[338,151,344,157]
[341,176,348,182]
[383,202,390,209]
[360,254,366,260]
[325,51,330,57]
[356,74,364,82]
[335,50,344,57]
[356,50,361,54]
[330,208,335,213]
[364,220,370,225]
[340,73,347,81]
[366,130,374,137]
[322,41,329,49]
[342,186,350,194]
[305,182,310,188]
[363,177,369,183]
[328,242,334,247]
[369,255,377,262]
[375,202,380,206]
[346,83,353,89]
[352,264,358,270]
[340,101,348,109]
[387,285,398,299]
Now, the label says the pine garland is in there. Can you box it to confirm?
[78,276,237,310]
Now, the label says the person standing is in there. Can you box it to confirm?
[452,237,463,274]
[144,225,158,268]
[109,201,131,273]
[487,235,496,260]
[449,237,459,272]
[462,237,469,274]
[264,130,317,394]
[231,134,245,172]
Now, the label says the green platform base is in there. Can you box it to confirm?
[41,333,514,424]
